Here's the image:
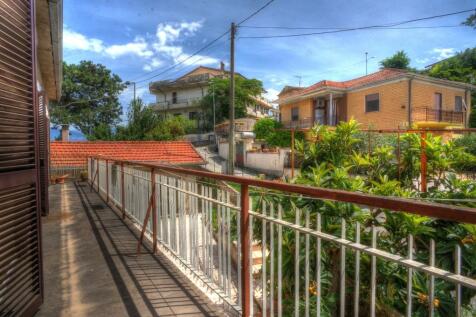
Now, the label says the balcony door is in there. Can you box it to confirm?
[314,98,326,125]
[434,93,442,121]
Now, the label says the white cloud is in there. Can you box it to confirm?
[63,28,104,53]
[432,48,455,60]
[143,58,164,71]
[104,37,153,59]
[64,21,220,77]
[415,57,430,64]
[264,88,280,103]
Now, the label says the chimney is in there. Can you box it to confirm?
[220,61,225,71]
[61,125,69,142]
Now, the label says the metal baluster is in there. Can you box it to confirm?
[250,213,254,317]
[354,222,360,317]
[201,185,206,274]
[262,200,267,316]
[429,239,435,317]
[208,186,214,280]
[455,244,461,317]
[278,204,283,317]
[340,218,346,317]
[305,210,310,317]
[406,234,413,317]
[295,208,301,317]
[316,213,321,317]
[227,191,232,297]
[370,225,377,317]
[237,191,242,307]
[269,202,275,317]
[218,190,223,289]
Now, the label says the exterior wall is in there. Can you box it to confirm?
[155,86,207,105]
[280,99,313,122]
[346,79,409,129]
[245,149,287,176]
[411,80,466,112]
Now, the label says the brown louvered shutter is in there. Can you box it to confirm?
[0,1,44,316]
[38,93,49,215]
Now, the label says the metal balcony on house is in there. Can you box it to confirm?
[412,107,465,127]
[85,156,476,317]
[151,97,202,111]
[281,118,315,129]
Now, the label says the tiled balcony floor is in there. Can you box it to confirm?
[37,182,224,317]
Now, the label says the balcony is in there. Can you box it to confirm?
[281,118,314,129]
[78,156,476,316]
[412,107,465,128]
[151,97,202,111]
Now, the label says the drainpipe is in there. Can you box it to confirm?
[407,77,413,127]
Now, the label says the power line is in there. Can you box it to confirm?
[134,42,230,91]
[127,0,277,85]
[238,8,475,39]
[134,31,230,84]
[237,0,276,25]
[239,24,463,30]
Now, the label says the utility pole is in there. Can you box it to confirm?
[227,22,236,175]
[212,82,216,132]
[125,81,137,103]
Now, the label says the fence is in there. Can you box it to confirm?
[88,156,476,317]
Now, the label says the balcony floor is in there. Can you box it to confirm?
[37,182,224,317]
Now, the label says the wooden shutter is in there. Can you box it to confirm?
[38,93,49,216]
[0,1,43,316]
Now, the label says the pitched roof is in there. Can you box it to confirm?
[50,141,205,168]
[282,68,408,100]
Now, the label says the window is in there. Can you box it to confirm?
[365,93,379,112]
[189,111,198,120]
[455,96,463,112]
[172,92,177,104]
[291,107,299,121]
[173,113,181,117]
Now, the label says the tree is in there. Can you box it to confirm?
[50,61,126,139]
[253,117,304,148]
[200,76,264,130]
[463,12,476,28]
[379,50,411,69]
[115,98,195,141]
[425,48,476,127]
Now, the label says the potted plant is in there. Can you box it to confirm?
[80,170,88,181]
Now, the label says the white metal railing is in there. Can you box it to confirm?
[88,157,476,317]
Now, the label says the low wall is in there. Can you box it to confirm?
[245,149,287,176]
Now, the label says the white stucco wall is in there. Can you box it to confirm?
[156,86,207,104]
[244,149,287,176]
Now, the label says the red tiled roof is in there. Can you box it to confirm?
[281,68,408,100]
[50,141,205,168]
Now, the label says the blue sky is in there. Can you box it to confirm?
[63,0,475,118]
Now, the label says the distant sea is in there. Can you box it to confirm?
[50,127,86,141]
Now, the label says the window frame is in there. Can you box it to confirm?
[172,92,177,104]
[365,93,380,113]
[455,95,463,112]
[291,107,299,121]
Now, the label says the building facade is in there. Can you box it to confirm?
[149,64,277,129]
[278,68,474,130]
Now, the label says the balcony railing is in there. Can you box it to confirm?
[281,118,314,129]
[152,97,202,110]
[412,107,465,125]
[88,156,476,316]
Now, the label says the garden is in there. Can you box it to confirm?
[247,120,476,316]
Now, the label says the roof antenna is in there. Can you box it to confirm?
[294,75,302,87]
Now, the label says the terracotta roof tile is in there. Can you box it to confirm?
[281,68,408,100]
[50,141,204,168]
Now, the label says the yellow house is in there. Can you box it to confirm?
[278,68,474,130]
